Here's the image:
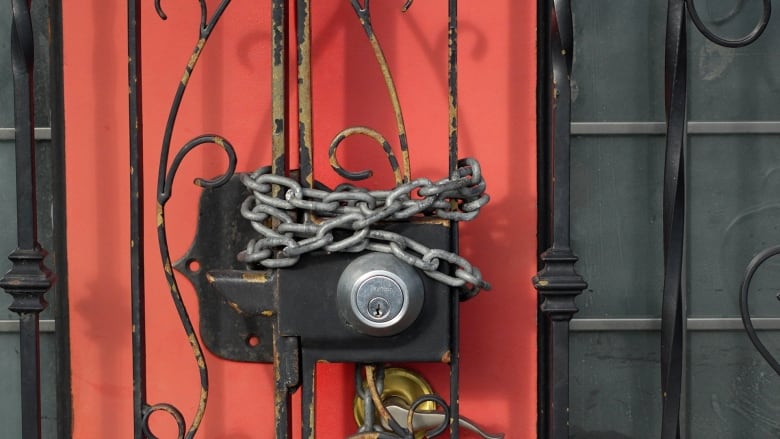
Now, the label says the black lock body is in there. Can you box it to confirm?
[178,176,453,364]
[277,222,451,363]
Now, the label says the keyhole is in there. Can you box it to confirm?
[367,297,389,320]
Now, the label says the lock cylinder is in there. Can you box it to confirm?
[337,252,424,336]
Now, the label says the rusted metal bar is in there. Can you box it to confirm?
[128,0,147,437]
[447,3,460,437]
[296,0,313,189]
[271,0,288,178]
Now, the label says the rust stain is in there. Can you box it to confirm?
[156,203,163,227]
[190,334,206,370]
[188,39,206,70]
[227,301,244,315]
[242,272,268,283]
[411,217,451,227]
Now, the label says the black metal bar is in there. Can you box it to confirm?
[46,0,71,437]
[532,0,586,438]
[128,0,147,437]
[271,0,288,178]
[447,2,460,437]
[447,0,458,174]
[535,0,552,436]
[296,0,313,189]
[449,274,460,438]
[301,353,316,439]
[1,2,55,439]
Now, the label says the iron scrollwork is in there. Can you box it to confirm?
[132,1,237,438]
[131,0,493,438]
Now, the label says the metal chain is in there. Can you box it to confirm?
[237,158,491,297]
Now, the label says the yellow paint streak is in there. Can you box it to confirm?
[536,279,549,287]
[164,260,172,275]
[261,310,274,317]
[213,136,225,149]
[170,283,179,294]
[205,273,216,284]
[242,272,268,283]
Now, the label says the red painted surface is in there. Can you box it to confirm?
[63,1,537,437]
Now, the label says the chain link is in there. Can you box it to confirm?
[237,158,491,297]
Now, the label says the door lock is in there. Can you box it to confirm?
[338,252,424,336]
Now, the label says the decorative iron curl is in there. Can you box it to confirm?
[687,0,771,48]
[152,1,236,437]
[334,0,414,185]
[142,403,187,439]
[361,365,451,439]
[329,127,404,184]
[740,245,780,375]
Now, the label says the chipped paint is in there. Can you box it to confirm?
[242,271,268,283]
[441,350,452,364]
[227,301,244,315]
[156,202,163,227]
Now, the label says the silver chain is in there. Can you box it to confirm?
[237,158,490,297]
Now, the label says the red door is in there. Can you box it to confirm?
[63,1,538,437]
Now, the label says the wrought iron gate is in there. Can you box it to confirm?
[128,1,494,438]
[536,0,780,438]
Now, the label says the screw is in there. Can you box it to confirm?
[367,297,390,320]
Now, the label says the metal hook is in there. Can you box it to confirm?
[155,0,167,20]
[385,404,505,439]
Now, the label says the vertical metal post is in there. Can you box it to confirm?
[128,0,148,437]
[447,1,460,437]
[296,0,313,190]
[661,3,686,437]
[532,0,586,438]
[1,2,55,439]
[271,0,288,178]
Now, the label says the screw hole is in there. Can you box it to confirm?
[186,258,201,273]
[246,334,261,347]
